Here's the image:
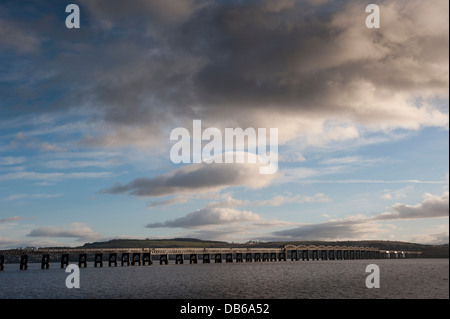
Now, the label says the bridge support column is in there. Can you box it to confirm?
[349,250,355,260]
[121,253,130,266]
[236,253,243,263]
[190,254,198,264]
[160,254,168,265]
[20,254,28,270]
[254,253,261,262]
[336,250,343,260]
[109,253,117,267]
[142,253,152,265]
[132,253,141,266]
[78,254,87,268]
[175,254,184,265]
[302,250,309,261]
[262,253,269,262]
[279,252,286,261]
[291,250,298,261]
[0,255,4,271]
[343,250,349,260]
[60,254,70,268]
[41,254,50,269]
[328,250,335,260]
[312,250,318,261]
[215,253,222,263]
[226,253,233,263]
[270,252,277,261]
[203,254,210,263]
[246,253,252,262]
[94,253,103,267]
[321,250,327,260]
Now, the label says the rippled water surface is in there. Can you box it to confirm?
[0,259,448,299]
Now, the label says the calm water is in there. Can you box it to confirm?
[0,259,448,299]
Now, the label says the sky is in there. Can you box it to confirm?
[0,0,448,248]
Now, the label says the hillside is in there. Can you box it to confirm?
[80,238,449,258]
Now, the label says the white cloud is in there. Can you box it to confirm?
[0,171,117,182]
[0,216,22,223]
[374,192,449,220]
[265,192,449,241]
[409,232,449,245]
[39,142,67,152]
[5,193,62,201]
[26,223,102,242]
[253,193,329,206]
[0,156,26,166]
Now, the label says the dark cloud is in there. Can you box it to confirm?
[269,219,379,241]
[101,163,274,197]
[1,0,447,148]
[146,207,261,228]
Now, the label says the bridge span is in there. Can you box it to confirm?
[0,245,422,270]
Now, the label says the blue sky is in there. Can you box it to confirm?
[0,0,448,248]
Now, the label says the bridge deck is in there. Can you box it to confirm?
[0,246,420,256]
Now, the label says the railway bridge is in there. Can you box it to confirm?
[0,245,422,270]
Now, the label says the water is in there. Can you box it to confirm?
[0,259,448,299]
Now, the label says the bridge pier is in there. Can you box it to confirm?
[109,253,117,267]
[142,253,152,265]
[215,253,222,263]
[343,250,349,260]
[270,252,277,261]
[226,253,233,263]
[60,254,70,268]
[20,254,28,270]
[302,250,309,261]
[132,253,141,266]
[350,250,355,260]
[190,254,198,264]
[328,250,335,260]
[203,254,210,263]
[94,253,103,267]
[291,250,298,261]
[279,252,286,261]
[0,255,4,271]
[236,253,243,263]
[312,250,318,261]
[160,254,168,265]
[121,253,130,266]
[175,254,184,265]
[321,250,327,260]
[336,250,343,260]
[41,254,50,269]
[262,253,269,262]
[254,253,261,262]
[246,253,252,262]
[78,253,87,268]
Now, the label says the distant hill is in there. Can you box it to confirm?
[80,238,449,258]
